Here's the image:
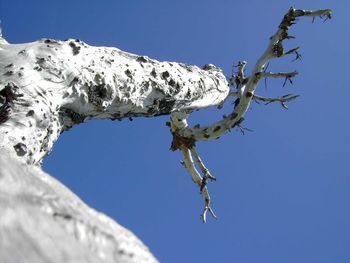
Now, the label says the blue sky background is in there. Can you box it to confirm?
[1,0,349,262]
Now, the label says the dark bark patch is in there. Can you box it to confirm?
[69,41,81,55]
[158,98,175,115]
[161,71,170,80]
[87,82,110,107]
[69,77,79,87]
[36,57,46,65]
[234,98,240,109]
[151,68,157,78]
[245,91,253,98]
[13,143,27,156]
[170,132,196,151]
[125,69,133,78]
[94,84,108,99]
[0,104,10,125]
[202,64,217,71]
[26,110,35,117]
[185,90,192,99]
[53,212,73,220]
[140,81,150,93]
[3,71,14,76]
[149,98,176,116]
[136,56,148,63]
[175,82,181,93]
[168,79,176,87]
[18,50,26,55]
[1,84,20,100]
[43,39,60,45]
[213,126,221,132]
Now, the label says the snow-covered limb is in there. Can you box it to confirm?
[170,7,331,221]
[0,38,228,165]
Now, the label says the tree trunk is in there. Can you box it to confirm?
[0,7,331,262]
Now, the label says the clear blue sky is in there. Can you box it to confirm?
[1,0,349,262]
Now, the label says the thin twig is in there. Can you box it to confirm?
[253,94,299,109]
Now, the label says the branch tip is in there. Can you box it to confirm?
[168,7,330,222]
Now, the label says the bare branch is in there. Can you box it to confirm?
[285,47,302,61]
[258,71,298,87]
[292,8,332,20]
[258,71,298,80]
[201,194,217,223]
[181,148,202,187]
[237,125,253,135]
[169,8,331,220]
[253,94,299,109]
[173,8,330,142]
[181,147,217,223]
[190,147,216,192]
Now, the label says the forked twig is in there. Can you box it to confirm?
[170,7,331,222]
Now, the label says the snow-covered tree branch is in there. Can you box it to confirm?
[0,36,228,165]
[0,6,331,262]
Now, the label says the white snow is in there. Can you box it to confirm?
[0,149,159,263]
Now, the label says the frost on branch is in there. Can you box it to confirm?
[0,7,331,224]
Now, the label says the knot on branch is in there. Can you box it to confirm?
[170,131,196,151]
[229,61,248,88]
[0,83,23,125]
[0,83,21,104]
[279,8,298,31]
